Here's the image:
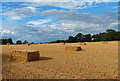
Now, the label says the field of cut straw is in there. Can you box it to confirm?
[1,41,118,79]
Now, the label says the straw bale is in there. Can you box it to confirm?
[10,50,40,62]
[65,46,82,51]
[7,43,10,45]
[25,43,30,46]
[60,42,65,45]
[102,41,108,44]
[79,42,86,45]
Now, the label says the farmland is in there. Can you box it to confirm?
[1,41,118,79]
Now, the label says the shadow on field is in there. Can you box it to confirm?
[28,57,52,62]
[2,54,52,63]
[82,49,86,51]
[2,54,10,64]
[39,57,52,60]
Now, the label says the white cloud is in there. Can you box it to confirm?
[110,21,118,26]
[21,2,94,10]
[64,29,74,32]
[1,29,15,35]
[25,35,32,38]
[2,2,118,21]
[26,6,37,12]
[26,19,52,27]
[10,15,22,20]
[39,9,117,26]
[17,0,119,10]
[113,6,118,8]
[2,6,37,20]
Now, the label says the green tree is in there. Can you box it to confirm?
[23,40,29,44]
[2,39,7,45]
[92,34,100,41]
[7,38,14,44]
[116,32,120,40]
[0,39,2,45]
[68,36,77,43]
[75,33,83,42]
[106,29,117,41]
[30,42,34,44]
[16,40,22,44]
[106,29,116,33]
[82,34,92,42]
[98,33,107,41]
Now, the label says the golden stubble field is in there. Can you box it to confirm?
[1,41,119,79]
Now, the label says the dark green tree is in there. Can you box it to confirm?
[30,42,34,44]
[0,39,2,45]
[92,34,100,41]
[116,32,120,40]
[82,34,92,42]
[7,38,14,44]
[23,40,29,44]
[98,33,107,41]
[2,39,7,45]
[75,33,83,42]
[16,40,22,44]
[68,36,77,43]
[106,29,117,41]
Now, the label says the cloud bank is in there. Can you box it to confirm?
[1,2,118,43]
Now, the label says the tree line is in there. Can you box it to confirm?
[0,29,120,45]
[0,38,34,45]
[49,29,120,43]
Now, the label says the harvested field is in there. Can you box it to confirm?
[1,41,118,79]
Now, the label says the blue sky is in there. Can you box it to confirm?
[1,1,119,43]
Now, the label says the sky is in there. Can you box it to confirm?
[0,1,119,43]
